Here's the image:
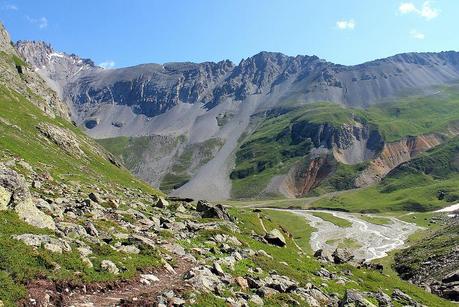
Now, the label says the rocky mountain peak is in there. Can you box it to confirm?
[0,22,15,54]
[15,40,96,69]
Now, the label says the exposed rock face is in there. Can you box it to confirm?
[355,133,444,187]
[15,40,97,99]
[36,123,85,157]
[17,42,459,129]
[278,121,384,197]
[0,24,69,120]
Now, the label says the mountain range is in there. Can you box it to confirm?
[14,41,459,201]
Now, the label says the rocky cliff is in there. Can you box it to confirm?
[0,24,69,119]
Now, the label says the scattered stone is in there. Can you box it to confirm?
[184,266,222,292]
[249,294,264,306]
[332,248,354,264]
[175,204,186,213]
[212,262,225,276]
[0,185,11,210]
[101,260,119,275]
[196,200,232,220]
[140,274,159,285]
[257,286,278,298]
[17,160,33,172]
[13,234,71,253]
[256,249,273,259]
[84,221,99,237]
[118,245,140,254]
[373,291,392,306]
[31,180,41,189]
[264,274,297,293]
[392,289,418,306]
[264,229,286,247]
[314,249,334,262]
[88,192,102,204]
[163,260,176,275]
[235,276,249,290]
[156,197,169,208]
[340,289,376,307]
[443,270,459,283]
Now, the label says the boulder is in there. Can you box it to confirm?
[443,270,459,283]
[313,249,334,262]
[0,164,55,229]
[118,245,140,254]
[183,266,222,292]
[196,200,232,220]
[340,289,376,307]
[140,274,159,285]
[264,229,286,247]
[101,260,119,275]
[13,234,71,253]
[156,197,169,208]
[0,186,11,210]
[332,248,354,264]
[88,192,102,204]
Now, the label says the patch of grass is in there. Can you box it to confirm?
[326,238,362,249]
[357,214,392,226]
[262,209,316,254]
[311,211,353,227]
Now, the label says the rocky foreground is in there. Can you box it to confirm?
[0,158,446,306]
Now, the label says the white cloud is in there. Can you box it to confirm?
[336,19,355,30]
[420,1,439,20]
[26,16,48,29]
[99,61,115,69]
[399,2,417,14]
[398,1,440,20]
[3,4,18,10]
[410,29,425,39]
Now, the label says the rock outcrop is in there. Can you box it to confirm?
[0,23,69,119]
[0,163,55,229]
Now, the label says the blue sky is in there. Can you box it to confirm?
[0,1,457,68]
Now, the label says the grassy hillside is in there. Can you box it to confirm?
[231,86,459,199]
[312,137,459,213]
[0,85,159,195]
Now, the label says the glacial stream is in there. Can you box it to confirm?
[269,209,419,261]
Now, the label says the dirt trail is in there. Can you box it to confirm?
[24,257,194,307]
[66,258,193,307]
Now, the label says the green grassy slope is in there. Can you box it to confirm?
[231,86,459,199]
[0,86,159,195]
[312,137,459,213]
